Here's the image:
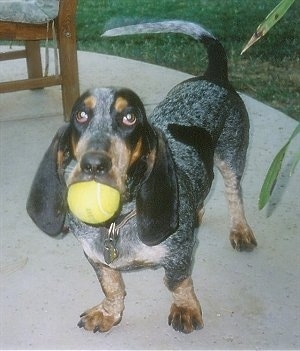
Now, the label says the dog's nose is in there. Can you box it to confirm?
[80,152,112,175]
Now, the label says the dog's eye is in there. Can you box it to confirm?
[122,113,136,126]
[76,111,89,124]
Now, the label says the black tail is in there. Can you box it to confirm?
[102,20,229,85]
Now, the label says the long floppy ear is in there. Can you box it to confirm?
[26,125,71,236]
[136,131,178,246]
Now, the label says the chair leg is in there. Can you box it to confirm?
[25,41,43,79]
[57,28,80,120]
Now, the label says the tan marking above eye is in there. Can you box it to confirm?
[115,97,128,112]
[84,95,97,110]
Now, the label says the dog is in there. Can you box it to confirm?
[27,20,257,334]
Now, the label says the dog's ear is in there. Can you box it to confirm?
[26,125,71,236]
[136,132,178,246]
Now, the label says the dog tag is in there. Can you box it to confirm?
[103,222,119,265]
[104,239,118,265]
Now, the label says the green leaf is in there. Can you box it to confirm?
[290,151,300,176]
[259,143,288,210]
[241,0,295,54]
[289,122,300,143]
[259,123,300,209]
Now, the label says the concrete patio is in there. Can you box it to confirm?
[0,47,299,350]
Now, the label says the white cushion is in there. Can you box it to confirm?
[0,0,59,24]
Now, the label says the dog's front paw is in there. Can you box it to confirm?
[168,303,204,334]
[78,302,123,333]
[230,224,257,251]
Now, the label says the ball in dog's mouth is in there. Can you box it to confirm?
[67,181,120,224]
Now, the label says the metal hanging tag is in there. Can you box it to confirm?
[103,223,119,264]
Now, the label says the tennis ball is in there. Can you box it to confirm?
[67,181,120,224]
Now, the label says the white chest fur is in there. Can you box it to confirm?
[77,232,167,270]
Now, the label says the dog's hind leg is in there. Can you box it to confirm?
[213,98,257,251]
[78,260,126,332]
[215,156,257,251]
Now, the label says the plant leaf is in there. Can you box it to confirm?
[241,0,295,54]
[259,123,300,209]
[290,151,300,176]
[258,143,288,210]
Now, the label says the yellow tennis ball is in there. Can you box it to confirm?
[67,181,120,224]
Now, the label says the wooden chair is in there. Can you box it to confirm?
[0,0,80,120]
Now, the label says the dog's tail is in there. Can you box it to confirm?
[102,20,228,85]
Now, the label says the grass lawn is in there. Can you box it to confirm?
[76,0,299,121]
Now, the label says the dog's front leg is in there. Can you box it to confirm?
[78,259,126,333]
[165,273,204,333]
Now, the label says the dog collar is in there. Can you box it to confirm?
[103,209,136,265]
